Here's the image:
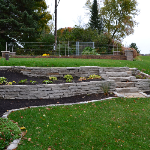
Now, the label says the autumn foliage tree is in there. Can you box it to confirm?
[100,0,138,40]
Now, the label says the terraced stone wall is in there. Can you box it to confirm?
[0,66,139,78]
[0,80,115,99]
[0,66,149,99]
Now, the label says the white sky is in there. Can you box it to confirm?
[46,0,150,54]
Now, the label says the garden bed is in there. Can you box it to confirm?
[0,70,104,85]
[0,69,115,100]
[0,92,117,117]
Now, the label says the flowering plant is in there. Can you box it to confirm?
[42,54,50,56]
[135,73,146,79]
[6,81,16,85]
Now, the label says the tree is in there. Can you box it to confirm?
[57,26,99,42]
[129,43,140,54]
[0,0,52,46]
[89,0,103,34]
[100,0,138,40]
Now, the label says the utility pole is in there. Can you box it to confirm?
[55,0,57,51]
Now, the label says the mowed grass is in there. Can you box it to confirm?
[0,56,150,74]
[8,97,150,149]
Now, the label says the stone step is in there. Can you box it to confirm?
[109,76,136,82]
[106,71,132,77]
[116,82,135,88]
[116,87,139,93]
[100,67,130,72]
[114,92,146,98]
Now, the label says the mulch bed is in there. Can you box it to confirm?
[144,91,150,95]
[0,93,117,117]
[0,70,117,117]
[0,70,103,85]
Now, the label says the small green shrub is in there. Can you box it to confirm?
[43,80,53,84]
[0,118,21,150]
[64,74,73,82]
[30,80,38,84]
[49,77,57,81]
[18,79,27,84]
[88,74,101,79]
[0,77,7,84]
[82,47,100,55]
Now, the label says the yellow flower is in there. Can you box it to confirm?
[20,126,26,130]
[42,54,50,56]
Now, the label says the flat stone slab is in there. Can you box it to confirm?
[116,82,135,88]
[115,87,139,93]
[114,92,146,98]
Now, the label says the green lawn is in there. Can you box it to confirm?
[0,56,150,74]
[7,97,150,150]
[1,56,150,149]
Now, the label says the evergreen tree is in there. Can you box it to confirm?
[0,0,51,51]
[129,43,140,54]
[89,0,103,34]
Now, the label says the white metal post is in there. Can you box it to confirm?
[6,42,7,51]
[59,43,60,56]
[65,44,66,56]
[68,41,69,56]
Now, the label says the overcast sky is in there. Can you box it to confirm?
[46,0,150,54]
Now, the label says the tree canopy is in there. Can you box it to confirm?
[101,0,138,40]
[85,0,138,40]
[129,42,140,54]
[0,0,52,44]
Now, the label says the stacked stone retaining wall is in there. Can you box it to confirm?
[0,80,115,99]
[0,66,138,78]
[0,66,150,99]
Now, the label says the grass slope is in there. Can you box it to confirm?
[0,56,150,74]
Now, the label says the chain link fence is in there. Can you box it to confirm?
[6,41,122,56]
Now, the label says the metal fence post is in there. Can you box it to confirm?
[65,44,66,56]
[93,42,94,49]
[59,43,60,56]
[6,42,7,51]
[68,41,69,56]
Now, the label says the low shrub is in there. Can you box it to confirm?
[64,74,73,82]
[82,47,100,55]
[0,118,21,150]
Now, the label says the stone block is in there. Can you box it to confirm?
[106,72,128,77]
[38,88,52,91]
[116,82,135,88]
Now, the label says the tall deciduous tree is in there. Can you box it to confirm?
[89,0,103,34]
[0,0,52,44]
[101,0,138,40]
